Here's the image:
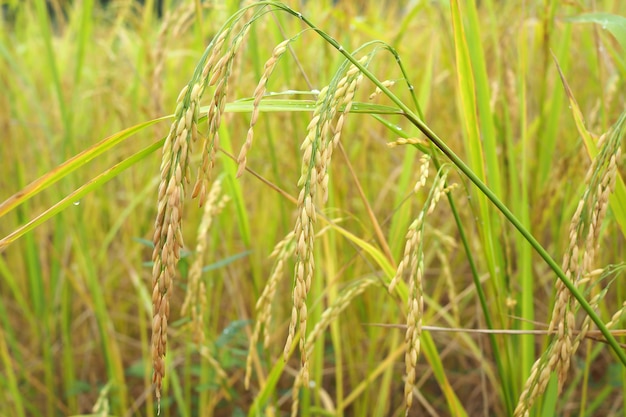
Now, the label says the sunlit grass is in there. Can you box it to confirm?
[0,1,625,416]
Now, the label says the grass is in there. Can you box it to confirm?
[1,0,625,416]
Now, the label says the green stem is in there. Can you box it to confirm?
[438,159,514,415]
[271,1,626,368]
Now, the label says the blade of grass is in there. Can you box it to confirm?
[248,333,298,416]
[343,341,405,407]
[168,367,190,417]
[0,138,165,251]
[60,271,78,413]
[461,0,502,199]
[448,10,509,399]
[0,257,36,329]
[73,232,129,413]
[535,24,572,188]
[566,13,626,51]
[0,117,167,218]
[72,0,92,87]
[516,14,534,395]
[13,153,55,417]
[226,98,401,114]
[421,332,469,417]
[0,311,26,417]
[319,219,343,416]
[372,331,400,416]
[33,0,71,157]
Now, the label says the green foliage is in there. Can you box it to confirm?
[1,1,625,416]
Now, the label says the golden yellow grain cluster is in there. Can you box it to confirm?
[151,81,202,404]
[151,16,253,405]
[284,58,368,391]
[514,120,623,417]
[237,38,292,178]
[245,231,296,389]
[290,277,380,417]
[389,165,452,415]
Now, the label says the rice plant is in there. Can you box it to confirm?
[1,1,625,416]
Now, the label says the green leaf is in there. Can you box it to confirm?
[201,250,252,272]
[0,117,167,219]
[0,138,165,251]
[222,99,401,115]
[566,13,626,50]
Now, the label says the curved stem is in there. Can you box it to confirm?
[272,2,626,367]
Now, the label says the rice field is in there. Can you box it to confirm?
[1,1,625,416]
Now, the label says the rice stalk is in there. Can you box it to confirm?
[437,249,460,324]
[151,7,266,403]
[245,231,295,389]
[236,37,294,177]
[189,8,263,205]
[190,29,234,205]
[290,276,381,417]
[386,137,429,148]
[171,1,199,39]
[388,167,452,415]
[150,1,199,117]
[368,79,396,100]
[180,177,229,390]
[603,300,626,333]
[151,80,202,405]
[150,16,168,117]
[284,57,367,390]
[513,117,623,417]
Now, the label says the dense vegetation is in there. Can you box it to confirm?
[1,1,625,416]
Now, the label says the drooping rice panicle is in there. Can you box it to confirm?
[181,177,229,342]
[291,277,380,417]
[151,10,257,404]
[285,57,368,391]
[245,231,295,389]
[395,169,450,415]
[237,38,293,178]
[514,116,623,417]
[151,80,203,405]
